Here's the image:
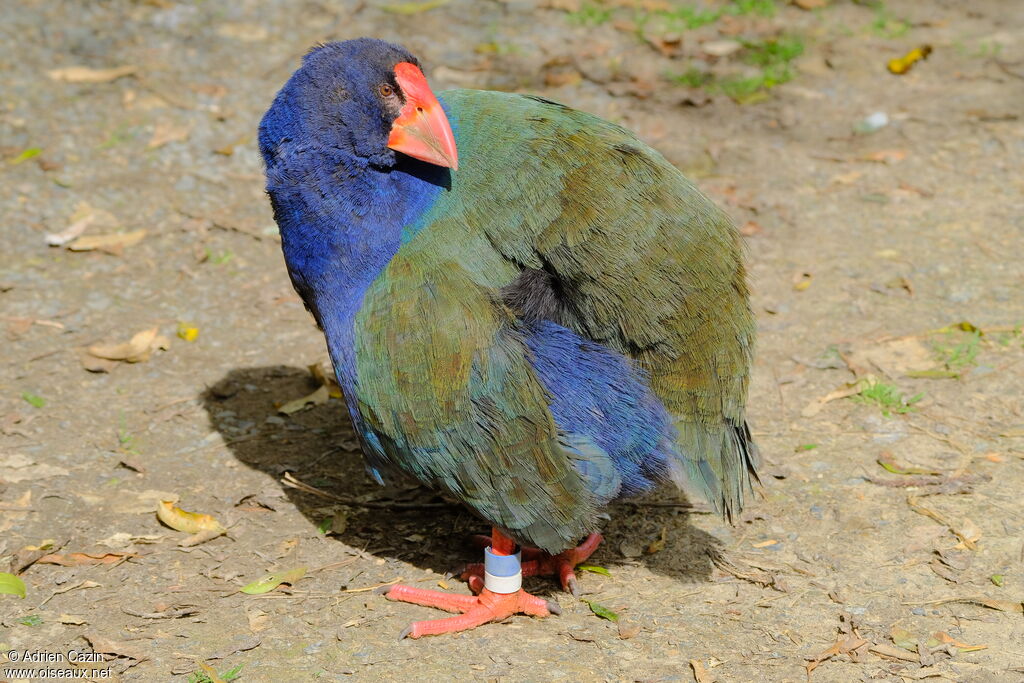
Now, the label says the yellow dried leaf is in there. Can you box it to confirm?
[156,500,227,535]
[87,326,169,363]
[68,228,147,253]
[646,526,667,554]
[279,384,330,414]
[309,362,343,398]
[197,663,227,683]
[177,323,199,342]
[888,45,932,75]
[47,65,137,83]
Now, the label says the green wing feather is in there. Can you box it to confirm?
[353,90,758,545]
[437,90,759,517]
[354,249,599,552]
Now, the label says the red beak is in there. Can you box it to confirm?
[387,62,458,171]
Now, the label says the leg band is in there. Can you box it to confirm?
[483,546,522,594]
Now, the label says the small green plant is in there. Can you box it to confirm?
[18,615,43,626]
[188,665,243,683]
[117,412,142,455]
[870,4,909,38]
[658,5,723,31]
[99,124,135,149]
[567,1,613,26]
[205,247,234,265]
[669,67,714,88]
[717,35,805,101]
[718,75,767,100]
[933,330,982,370]
[22,391,46,408]
[728,0,776,17]
[573,0,778,36]
[854,380,923,417]
[995,326,1022,347]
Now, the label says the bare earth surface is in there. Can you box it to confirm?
[2,1,1023,681]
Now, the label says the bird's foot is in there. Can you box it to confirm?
[382,584,560,638]
[461,532,603,597]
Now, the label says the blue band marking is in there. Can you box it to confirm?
[484,547,522,577]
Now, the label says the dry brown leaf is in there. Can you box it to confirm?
[68,228,147,254]
[48,65,137,83]
[39,579,101,606]
[617,618,642,639]
[801,379,870,417]
[0,454,69,482]
[207,635,262,660]
[739,220,763,236]
[861,149,907,164]
[792,0,828,8]
[544,68,583,88]
[908,596,1023,613]
[279,384,330,414]
[37,552,135,566]
[907,496,978,550]
[87,327,169,363]
[11,538,66,574]
[868,642,920,662]
[45,213,95,246]
[954,518,982,550]
[59,614,87,625]
[97,532,163,549]
[82,632,150,662]
[148,121,191,149]
[646,35,682,58]
[690,658,713,683]
[929,631,987,651]
[830,170,862,185]
[178,528,225,547]
[247,608,270,632]
[79,349,118,373]
[805,637,869,675]
[646,526,668,554]
[844,337,935,379]
[216,22,269,41]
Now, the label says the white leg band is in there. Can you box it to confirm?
[484,570,522,594]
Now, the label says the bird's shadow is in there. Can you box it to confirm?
[202,366,723,591]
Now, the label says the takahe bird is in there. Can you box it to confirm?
[259,38,758,638]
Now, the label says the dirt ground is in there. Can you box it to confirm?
[2,0,1023,681]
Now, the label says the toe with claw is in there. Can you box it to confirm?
[384,584,559,638]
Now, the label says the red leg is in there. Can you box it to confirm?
[383,527,562,638]
[463,532,603,597]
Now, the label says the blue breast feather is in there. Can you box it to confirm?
[523,320,678,503]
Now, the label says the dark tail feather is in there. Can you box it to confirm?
[669,418,761,522]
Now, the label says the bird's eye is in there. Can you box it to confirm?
[378,84,395,97]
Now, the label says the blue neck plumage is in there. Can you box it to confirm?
[267,145,446,393]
